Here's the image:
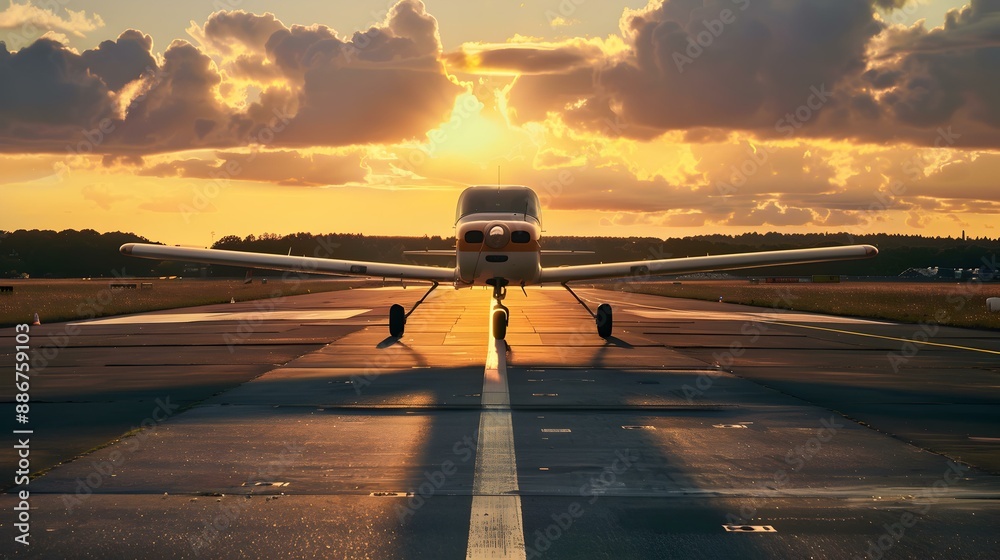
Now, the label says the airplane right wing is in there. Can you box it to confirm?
[538,245,878,284]
[120,243,456,282]
[541,250,596,256]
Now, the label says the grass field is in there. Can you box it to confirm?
[594,280,1000,330]
[0,278,376,327]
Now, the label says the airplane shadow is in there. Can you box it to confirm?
[377,336,401,349]
[603,335,633,349]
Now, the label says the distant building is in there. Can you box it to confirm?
[899,266,996,281]
[898,267,940,279]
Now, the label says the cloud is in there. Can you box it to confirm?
[82,183,131,210]
[505,67,597,124]
[878,1,1000,56]
[0,0,104,38]
[139,149,367,186]
[456,0,1000,148]
[905,152,1000,205]
[0,0,462,155]
[549,16,579,29]
[729,201,816,227]
[905,210,931,228]
[814,209,867,227]
[868,1,1000,136]
[188,10,285,57]
[399,119,1000,231]
[662,211,708,227]
[445,40,608,74]
[0,38,115,135]
[380,0,441,56]
[257,0,461,147]
[488,0,884,138]
[2,0,999,237]
[113,39,241,153]
[81,30,156,91]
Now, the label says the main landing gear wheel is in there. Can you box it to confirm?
[492,309,508,340]
[596,304,613,338]
[389,304,406,337]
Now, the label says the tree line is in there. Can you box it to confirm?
[1,229,997,279]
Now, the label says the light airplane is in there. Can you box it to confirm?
[120,185,878,340]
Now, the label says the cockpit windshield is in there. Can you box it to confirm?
[456,186,541,222]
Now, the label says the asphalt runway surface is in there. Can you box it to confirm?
[1,285,999,559]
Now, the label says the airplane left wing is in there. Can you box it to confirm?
[402,250,456,257]
[538,244,877,284]
[120,243,456,282]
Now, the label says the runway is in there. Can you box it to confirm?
[2,285,999,559]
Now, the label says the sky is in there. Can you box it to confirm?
[1,0,997,246]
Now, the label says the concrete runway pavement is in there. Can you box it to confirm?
[1,285,999,559]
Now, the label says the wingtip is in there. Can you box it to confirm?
[120,243,134,255]
[864,245,879,257]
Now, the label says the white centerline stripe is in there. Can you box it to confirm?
[466,301,526,560]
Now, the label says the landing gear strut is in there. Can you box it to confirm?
[387,282,439,338]
[562,282,614,338]
[487,278,509,340]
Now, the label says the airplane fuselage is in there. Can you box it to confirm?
[454,186,543,287]
[456,213,542,286]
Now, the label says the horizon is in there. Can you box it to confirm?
[5,227,998,244]
[2,0,998,245]
[5,227,996,281]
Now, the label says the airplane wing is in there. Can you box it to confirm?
[538,245,878,284]
[541,250,596,256]
[120,243,456,282]
[403,250,455,256]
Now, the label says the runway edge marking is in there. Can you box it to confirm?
[767,321,1000,355]
[466,300,527,560]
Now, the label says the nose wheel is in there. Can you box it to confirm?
[492,309,508,340]
[487,278,510,340]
